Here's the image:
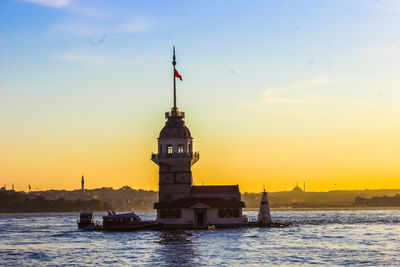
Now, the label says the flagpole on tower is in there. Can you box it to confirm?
[172,46,177,111]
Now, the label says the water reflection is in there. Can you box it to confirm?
[154,230,195,266]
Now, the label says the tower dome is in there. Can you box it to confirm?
[159,110,192,139]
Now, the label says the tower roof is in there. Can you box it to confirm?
[191,185,240,194]
[159,111,192,139]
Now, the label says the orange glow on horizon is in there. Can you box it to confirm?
[2,106,400,193]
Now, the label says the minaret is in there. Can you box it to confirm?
[152,47,199,203]
[81,175,84,191]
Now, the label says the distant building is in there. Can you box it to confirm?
[81,176,85,191]
[355,194,400,206]
[151,48,245,227]
[291,181,304,193]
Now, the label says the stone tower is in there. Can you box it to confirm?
[151,47,199,203]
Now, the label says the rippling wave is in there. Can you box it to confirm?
[1,210,399,266]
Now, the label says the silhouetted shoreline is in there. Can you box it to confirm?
[2,186,400,212]
[0,191,109,213]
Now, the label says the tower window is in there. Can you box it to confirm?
[167,145,173,154]
[178,144,184,153]
[189,143,192,153]
[159,144,162,154]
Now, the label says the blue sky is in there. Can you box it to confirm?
[1,0,400,191]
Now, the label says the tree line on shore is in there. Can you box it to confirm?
[2,186,400,212]
[0,191,109,212]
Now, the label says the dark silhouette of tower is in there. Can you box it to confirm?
[151,47,199,202]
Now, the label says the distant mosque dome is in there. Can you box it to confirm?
[291,181,304,193]
[291,185,303,193]
[159,113,192,139]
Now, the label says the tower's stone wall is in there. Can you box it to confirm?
[158,159,193,201]
[153,109,198,203]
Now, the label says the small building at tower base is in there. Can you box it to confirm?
[154,185,245,227]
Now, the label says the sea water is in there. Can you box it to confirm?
[0,210,399,266]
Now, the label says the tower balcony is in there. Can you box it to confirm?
[151,151,199,166]
[165,110,185,118]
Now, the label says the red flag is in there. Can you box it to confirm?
[174,69,182,81]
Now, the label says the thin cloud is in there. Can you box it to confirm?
[17,0,73,8]
[20,0,154,35]
[120,17,153,33]
[55,52,141,67]
[51,16,153,36]
[52,20,104,36]
[239,77,330,108]
[57,52,106,65]
[18,0,107,17]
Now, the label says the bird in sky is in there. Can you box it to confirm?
[88,33,107,46]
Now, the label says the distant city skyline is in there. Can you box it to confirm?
[1,0,400,192]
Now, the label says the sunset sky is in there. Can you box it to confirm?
[1,0,400,192]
